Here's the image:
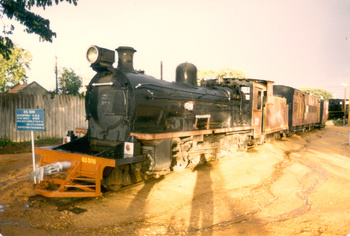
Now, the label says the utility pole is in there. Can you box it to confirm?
[348,75,350,146]
[344,86,346,126]
[348,75,350,126]
[62,73,66,95]
[55,56,58,94]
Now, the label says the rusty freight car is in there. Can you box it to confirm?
[273,85,327,133]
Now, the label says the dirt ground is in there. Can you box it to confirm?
[1,123,350,236]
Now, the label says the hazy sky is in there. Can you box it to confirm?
[7,0,350,98]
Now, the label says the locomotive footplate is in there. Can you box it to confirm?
[114,155,143,166]
[94,139,144,166]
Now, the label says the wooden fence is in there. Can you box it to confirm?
[0,94,88,142]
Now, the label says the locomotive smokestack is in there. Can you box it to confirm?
[116,46,136,72]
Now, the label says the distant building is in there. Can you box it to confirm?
[5,82,48,95]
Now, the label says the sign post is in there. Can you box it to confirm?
[16,109,45,183]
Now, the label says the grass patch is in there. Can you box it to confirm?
[35,137,62,145]
[0,137,62,155]
[0,137,13,147]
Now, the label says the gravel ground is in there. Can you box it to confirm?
[0,124,349,235]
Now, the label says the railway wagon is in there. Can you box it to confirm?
[31,45,290,197]
[273,85,328,132]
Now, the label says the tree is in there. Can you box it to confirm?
[299,88,333,100]
[198,67,247,80]
[0,0,78,59]
[58,67,82,95]
[0,45,32,92]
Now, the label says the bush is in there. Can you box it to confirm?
[0,137,62,154]
[0,137,13,149]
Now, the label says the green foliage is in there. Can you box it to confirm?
[0,45,32,93]
[198,67,247,80]
[0,0,78,59]
[0,137,13,148]
[58,67,82,95]
[0,37,14,60]
[34,136,61,145]
[299,88,333,100]
[0,136,62,154]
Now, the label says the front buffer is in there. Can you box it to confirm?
[33,147,115,198]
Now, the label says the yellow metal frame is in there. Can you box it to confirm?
[35,148,115,198]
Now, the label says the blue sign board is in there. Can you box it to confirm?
[16,109,45,131]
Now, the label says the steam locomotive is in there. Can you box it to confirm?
[32,46,328,197]
[328,99,348,120]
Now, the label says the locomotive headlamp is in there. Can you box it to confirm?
[86,45,115,68]
[87,46,98,64]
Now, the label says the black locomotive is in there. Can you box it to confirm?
[32,46,328,197]
[328,99,348,120]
